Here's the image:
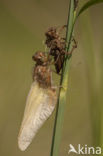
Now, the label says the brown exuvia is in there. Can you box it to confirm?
[45,26,77,74]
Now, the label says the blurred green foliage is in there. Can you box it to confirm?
[0,0,103,156]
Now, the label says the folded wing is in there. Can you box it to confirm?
[18,82,56,151]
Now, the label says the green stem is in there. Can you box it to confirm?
[50,1,75,156]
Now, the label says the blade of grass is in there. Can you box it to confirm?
[75,0,103,148]
[79,15,97,146]
[50,1,103,155]
[50,1,76,156]
[77,0,103,18]
[79,8,101,147]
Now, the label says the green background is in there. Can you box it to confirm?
[0,0,103,156]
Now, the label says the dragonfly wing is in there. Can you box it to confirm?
[18,82,56,151]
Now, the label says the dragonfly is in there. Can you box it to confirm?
[18,51,57,151]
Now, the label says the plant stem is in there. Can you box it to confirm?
[50,1,76,156]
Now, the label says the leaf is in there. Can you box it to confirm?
[77,0,103,18]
